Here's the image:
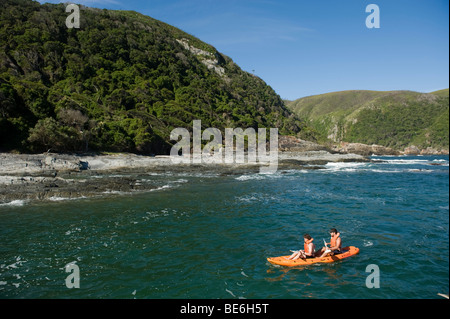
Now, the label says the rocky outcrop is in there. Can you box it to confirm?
[0,174,158,201]
[0,153,89,175]
[176,38,226,76]
[0,150,369,202]
[404,145,449,155]
[403,145,421,155]
[331,142,448,156]
[332,142,400,156]
[278,136,327,152]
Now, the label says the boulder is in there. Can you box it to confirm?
[404,145,421,155]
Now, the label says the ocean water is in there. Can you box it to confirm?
[0,155,448,299]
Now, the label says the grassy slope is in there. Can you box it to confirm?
[287,89,449,150]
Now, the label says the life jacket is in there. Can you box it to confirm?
[330,233,341,250]
[304,238,315,254]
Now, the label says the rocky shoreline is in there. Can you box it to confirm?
[278,136,449,156]
[0,150,369,203]
[331,142,449,156]
[2,133,448,204]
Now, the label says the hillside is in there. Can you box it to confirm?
[431,88,449,97]
[287,89,449,152]
[0,0,313,154]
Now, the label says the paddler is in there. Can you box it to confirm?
[319,228,342,257]
[287,234,316,260]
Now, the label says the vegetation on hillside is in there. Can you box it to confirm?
[287,90,449,151]
[0,0,313,154]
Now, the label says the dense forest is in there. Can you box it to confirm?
[0,0,313,154]
[287,89,449,151]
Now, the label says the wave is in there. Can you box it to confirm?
[324,162,368,172]
[149,179,188,191]
[49,195,87,201]
[235,192,279,204]
[236,194,260,202]
[405,169,433,173]
[382,159,431,165]
[363,240,374,247]
[150,184,173,191]
[235,174,266,181]
[0,200,27,207]
[324,156,449,173]
[1,256,27,270]
[432,159,448,163]
[235,171,297,181]
[373,157,449,166]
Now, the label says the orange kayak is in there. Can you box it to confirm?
[267,246,360,266]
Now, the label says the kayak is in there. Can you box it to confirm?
[267,246,360,266]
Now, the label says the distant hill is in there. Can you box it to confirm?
[430,88,449,97]
[0,0,313,154]
[286,89,449,152]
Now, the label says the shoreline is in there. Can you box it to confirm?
[1,150,447,203]
[0,150,370,175]
[0,150,368,203]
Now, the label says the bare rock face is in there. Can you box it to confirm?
[176,38,226,76]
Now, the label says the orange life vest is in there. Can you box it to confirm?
[304,238,314,254]
[330,233,341,250]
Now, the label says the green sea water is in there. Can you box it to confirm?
[0,156,448,299]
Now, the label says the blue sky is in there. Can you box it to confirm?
[40,0,449,100]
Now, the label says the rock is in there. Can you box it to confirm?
[176,38,225,76]
[332,143,448,156]
[419,147,449,155]
[278,136,327,152]
[334,142,400,156]
[79,161,90,170]
[370,144,400,155]
[404,145,421,155]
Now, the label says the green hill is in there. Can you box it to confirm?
[430,88,449,97]
[287,90,449,151]
[0,0,313,154]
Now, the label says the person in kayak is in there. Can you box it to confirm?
[287,234,316,260]
[319,228,342,257]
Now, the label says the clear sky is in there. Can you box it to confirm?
[39,0,449,100]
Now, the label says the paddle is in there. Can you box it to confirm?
[323,239,332,254]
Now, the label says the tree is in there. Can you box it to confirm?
[28,117,65,151]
